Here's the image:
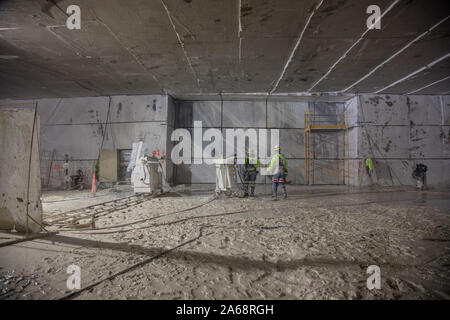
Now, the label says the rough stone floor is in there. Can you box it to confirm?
[1,185,449,300]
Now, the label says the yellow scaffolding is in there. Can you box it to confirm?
[304,109,349,185]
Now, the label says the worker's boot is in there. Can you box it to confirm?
[243,184,249,197]
[272,184,278,200]
[282,187,287,199]
[250,186,255,197]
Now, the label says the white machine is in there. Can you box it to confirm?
[127,142,163,194]
[212,156,237,195]
[131,155,162,194]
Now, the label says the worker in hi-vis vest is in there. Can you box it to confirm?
[243,149,260,197]
[365,158,373,176]
[267,145,288,200]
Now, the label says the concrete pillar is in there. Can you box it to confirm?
[0,109,42,233]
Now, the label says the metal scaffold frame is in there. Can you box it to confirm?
[304,107,349,185]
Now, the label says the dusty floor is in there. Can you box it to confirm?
[1,185,449,300]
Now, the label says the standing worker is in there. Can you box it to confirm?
[243,149,260,197]
[267,145,288,200]
[412,163,428,190]
[365,157,373,176]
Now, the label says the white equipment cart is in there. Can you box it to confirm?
[131,155,162,194]
[212,156,239,196]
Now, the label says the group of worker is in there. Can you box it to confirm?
[242,145,288,200]
[365,157,428,190]
[244,150,428,198]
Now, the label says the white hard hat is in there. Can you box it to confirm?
[273,145,280,150]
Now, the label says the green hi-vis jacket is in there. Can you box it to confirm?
[244,157,260,171]
[267,153,288,172]
[365,158,373,171]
